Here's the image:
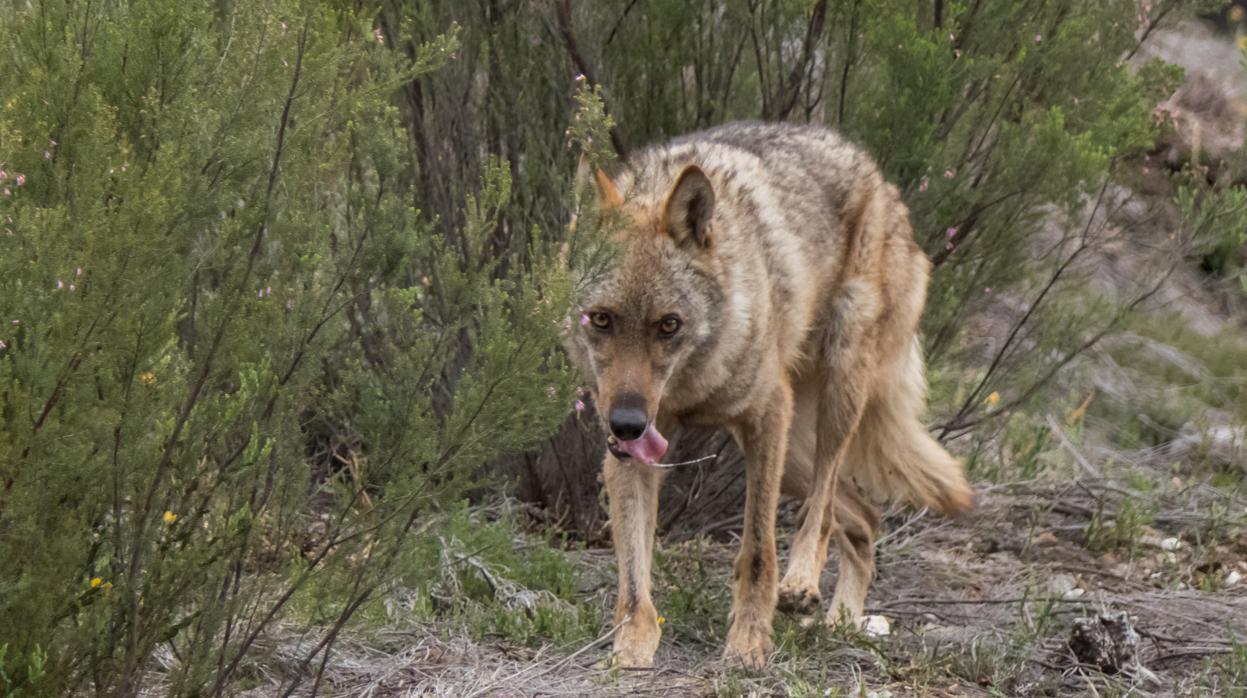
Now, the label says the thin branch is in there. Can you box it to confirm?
[554,0,627,161]
[1124,0,1177,62]
[775,0,828,120]
[938,179,1111,438]
[836,0,861,126]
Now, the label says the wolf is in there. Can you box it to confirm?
[564,121,972,669]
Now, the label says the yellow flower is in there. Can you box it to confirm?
[89,577,103,588]
[138,371,157,386]
[162,510,178,524]
[984,391,1000,407]
[656,615,666,626]
[103,581,113,589]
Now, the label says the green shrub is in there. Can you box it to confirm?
[0,2,575,695]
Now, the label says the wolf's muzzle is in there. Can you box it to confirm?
[607,392,649,442]
[608,407,648,441]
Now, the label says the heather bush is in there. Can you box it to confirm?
[0,2,577,695]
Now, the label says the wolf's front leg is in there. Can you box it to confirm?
[603,453,665,667]
[724,383,793,670]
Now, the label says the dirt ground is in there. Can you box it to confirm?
[270,474,1246,697]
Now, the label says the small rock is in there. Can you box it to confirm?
[1069,611,1140,674]
[1225,570,1242,587]
[862,614,891,637]
[1064,587,1086,600]
[1048,573,1077,596]
[1160,537,1182,552]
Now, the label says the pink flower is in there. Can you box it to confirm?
[75,267,82,276]
[14,174,25,187]
[579,313,590,326]
[946,227,957,238]
[373,28,384,45]
[574,399,585,413]
[68,283,76,291]
[984,287,993,294]
[944,242,954,251]
[1034,34,1042,43]
[918,176,929,192]
[0,339,7,350]
[0,168,7,181]
[56,280,64,289]
[42,150,51,161]
[943,169,956,179]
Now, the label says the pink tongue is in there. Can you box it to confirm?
[616,424,669,465]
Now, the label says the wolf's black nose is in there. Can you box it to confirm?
[608,407,648,441]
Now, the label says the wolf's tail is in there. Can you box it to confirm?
[843,340,972,516]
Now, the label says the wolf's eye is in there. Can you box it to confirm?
[590,312,612,331]
[658,315,682,337]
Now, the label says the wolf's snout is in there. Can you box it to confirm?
[608,406,648,441]
[607,392,649,441]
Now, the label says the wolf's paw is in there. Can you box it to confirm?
[723,619,774,671]
[612,615,661,668]
[776,582,821,617]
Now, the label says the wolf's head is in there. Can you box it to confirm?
[566,163,723,465]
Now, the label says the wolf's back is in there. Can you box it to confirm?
[639,121,876,228]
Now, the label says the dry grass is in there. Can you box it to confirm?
[172,471,1245,697]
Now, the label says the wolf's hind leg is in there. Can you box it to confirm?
[826,481,880,626]
[603,454,665,667]
[777,317,872,619]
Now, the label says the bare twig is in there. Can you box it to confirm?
[774,0,828,120]
[1045,415,1102,478]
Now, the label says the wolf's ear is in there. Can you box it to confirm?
[574,155,624,209]
[662,165,715,249]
